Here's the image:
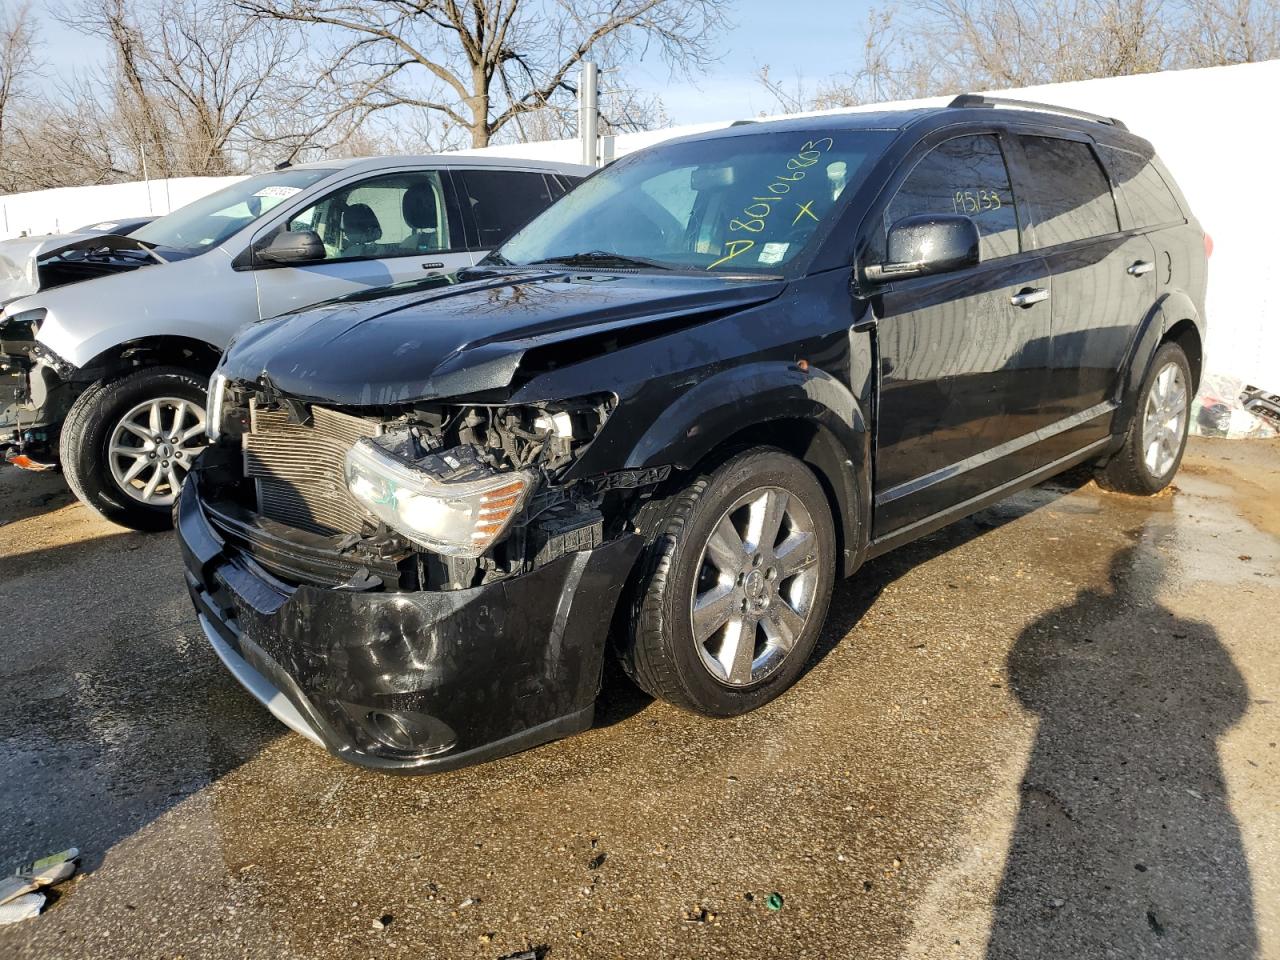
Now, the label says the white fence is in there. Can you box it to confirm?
[0,176,244,238]
[2,60,1276,386]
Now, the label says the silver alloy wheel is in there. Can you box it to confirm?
[690,485,821,687]
[1141,361,1188,479]
[107,396,207,506]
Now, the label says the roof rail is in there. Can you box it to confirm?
[947,94,1128,131]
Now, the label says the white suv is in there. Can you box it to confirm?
[0,155,589,529]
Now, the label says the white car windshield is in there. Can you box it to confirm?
[131,168,336,257]
[492,130,891,276]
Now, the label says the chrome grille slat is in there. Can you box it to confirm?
[243,403,381,535]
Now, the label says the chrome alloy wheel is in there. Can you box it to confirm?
[107,396,207,506]
[690,485,821,687]
[1141,361,1188,479]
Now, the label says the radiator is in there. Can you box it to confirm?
[242,401,381,535]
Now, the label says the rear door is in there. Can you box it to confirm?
[251,168,471,320]
[1012,134,1155,457]
[452,168,565,260]
[871,132,1053,536]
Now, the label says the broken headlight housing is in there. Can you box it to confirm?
[345,436,535,558]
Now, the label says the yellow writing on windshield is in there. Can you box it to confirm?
[708,137,835,271]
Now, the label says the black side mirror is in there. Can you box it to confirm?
[257,229,325,266]
[865,214,980,282]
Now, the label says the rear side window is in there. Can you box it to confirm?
[1098,146,1184,228]
[1019,136,1119,246]
[885,134,1021,260]
[457,170,556,249]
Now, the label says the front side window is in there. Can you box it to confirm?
[1098,146,1184,229]
[131,168,335,257]
[493,130,892,276]
[1019,136,1119,246]
[884,134,1021,261]
[279,171,460,262]
[458,170,559,248]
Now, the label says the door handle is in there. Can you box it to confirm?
[1127,260,1155,276]
[1009,287,1049,308]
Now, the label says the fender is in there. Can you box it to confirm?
[623,360,872,575]
[1107,289,1203,454]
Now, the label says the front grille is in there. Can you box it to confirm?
[243,401,381,535]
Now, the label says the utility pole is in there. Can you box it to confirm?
[579,61,599,168]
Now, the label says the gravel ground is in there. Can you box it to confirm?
[0,437,1276,959]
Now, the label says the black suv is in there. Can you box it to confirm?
[179,96,1208,772]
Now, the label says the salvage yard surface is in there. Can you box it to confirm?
[1,437,1277,959]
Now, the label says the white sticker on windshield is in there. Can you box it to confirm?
[759,242,789,265]
[253,186,302,200]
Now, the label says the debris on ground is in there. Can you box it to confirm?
[766,892,785,911]
[1192,375,1280,439]
[0,848,80,924]
[497,948,543,960]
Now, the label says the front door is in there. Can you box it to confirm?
[870,133,1054,537]
[252,169,472,320]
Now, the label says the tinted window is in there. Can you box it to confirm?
[277,171,460,261]
[495,131,891,275]
[885,134,1020,261]
[458,170,557,248]
[1020,136,1119,246]
[1098,146,1184,228]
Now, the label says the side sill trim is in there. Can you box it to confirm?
[875,400,1116,507]
[866,436,1110,560]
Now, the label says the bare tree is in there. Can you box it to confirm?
[237,0,726,148]
[763,0,1280,114]
[0,2,40,189]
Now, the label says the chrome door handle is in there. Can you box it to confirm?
[1127,260,1155,276]
[1010,288,1049,308]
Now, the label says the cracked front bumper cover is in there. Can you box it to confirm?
[177,468,642,773]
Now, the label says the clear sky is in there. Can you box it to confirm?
[26,0,875,127]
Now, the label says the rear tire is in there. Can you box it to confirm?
[60,366,209,531]
[1096,341,1191,495]
[623,448,836,717]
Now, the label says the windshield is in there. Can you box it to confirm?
[131,168,336,257]
[493,130,891,275]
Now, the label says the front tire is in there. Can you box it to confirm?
[1096,341,1192,495]
[624,448,836,717]
[60,366,209,531]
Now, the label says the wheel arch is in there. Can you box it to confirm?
[621,361,871,577]
[1110,291,1203,451]
[78,335,222,383]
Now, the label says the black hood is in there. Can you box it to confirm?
[221,271,786,406]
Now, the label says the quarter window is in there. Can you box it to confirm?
[1019,136,1119,245]
[1098,146,1184,228]
[280,171,458,261]
[885,135,1021,261]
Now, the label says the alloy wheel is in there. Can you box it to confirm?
[689,485,822,687]
[1141,361,1188,479]
[107,396,207,506]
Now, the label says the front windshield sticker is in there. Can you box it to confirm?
[759,242,789,264]
[708,137,835,271]
[253,185,303,200]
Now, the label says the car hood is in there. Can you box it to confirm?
[0,232,154,306]
[221,270,787,405]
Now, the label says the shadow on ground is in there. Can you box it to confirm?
[986,540,1256,958]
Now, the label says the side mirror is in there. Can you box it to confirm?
[257,229,325,266]
[864,214,980,282]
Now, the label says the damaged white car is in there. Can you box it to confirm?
[0,155,588,529]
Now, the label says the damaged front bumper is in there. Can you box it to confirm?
[176,464,642,773]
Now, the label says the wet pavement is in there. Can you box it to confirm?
[1,437,1277,959]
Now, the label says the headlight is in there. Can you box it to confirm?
[344,437,534,557]
[206,372,228,440]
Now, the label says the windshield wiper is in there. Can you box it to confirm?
[529,251,672,271]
